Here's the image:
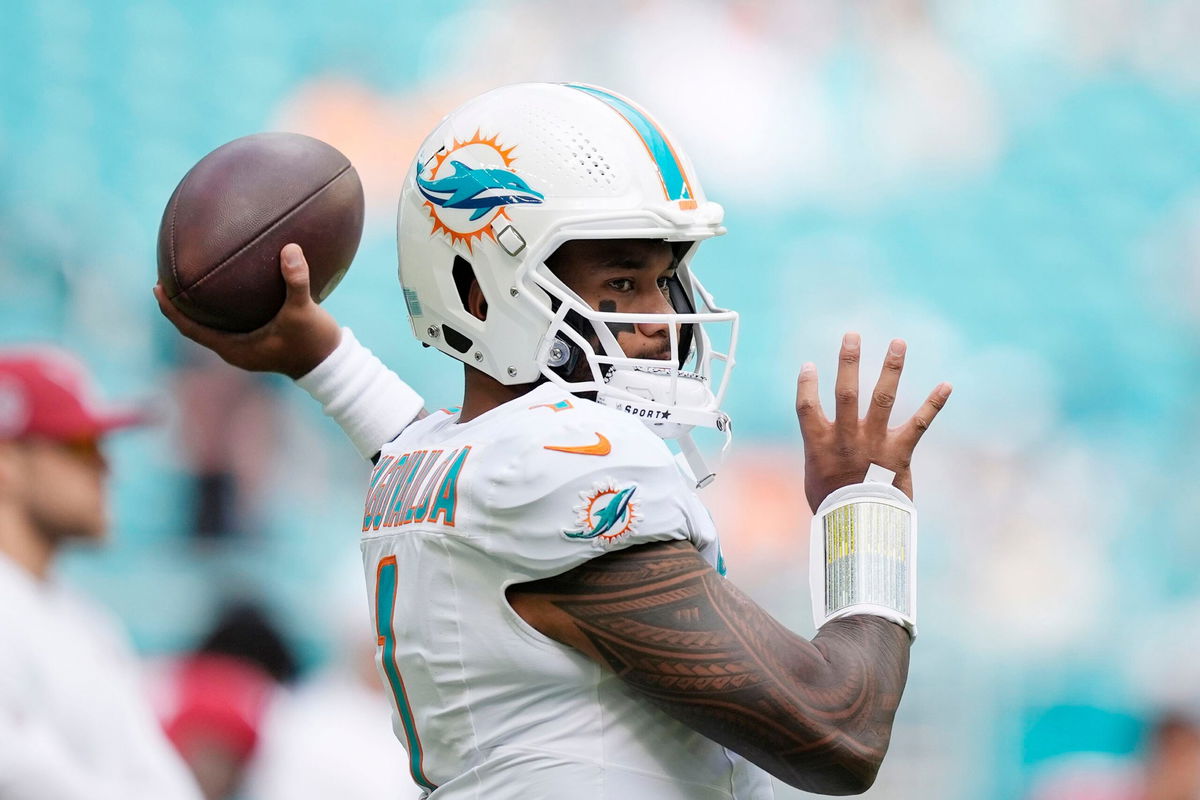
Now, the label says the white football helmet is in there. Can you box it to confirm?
[396,82,738,486]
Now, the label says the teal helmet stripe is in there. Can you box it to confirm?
[565,83,692,201]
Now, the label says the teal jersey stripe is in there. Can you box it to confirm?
[566,83,692,201]
[376,558,437,792]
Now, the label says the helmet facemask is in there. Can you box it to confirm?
[515,230,738,488]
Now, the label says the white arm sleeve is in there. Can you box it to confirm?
[295,327,425,460]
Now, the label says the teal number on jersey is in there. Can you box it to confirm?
[375,556,437,792]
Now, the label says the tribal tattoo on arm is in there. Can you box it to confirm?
[507,539,911,794]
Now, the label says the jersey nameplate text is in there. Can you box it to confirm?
[362,446,471,532]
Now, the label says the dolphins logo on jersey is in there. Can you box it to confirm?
[564,481,640,542]
[415,131,543,251]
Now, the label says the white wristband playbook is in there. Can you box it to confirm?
[810,464,918,639]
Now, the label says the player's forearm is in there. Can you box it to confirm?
[785,615,911,794]
[638,581,909,795]
[511,541,911,795]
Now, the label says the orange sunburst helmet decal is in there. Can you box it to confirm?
[415,130,542,253]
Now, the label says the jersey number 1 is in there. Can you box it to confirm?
[375,555,437,792]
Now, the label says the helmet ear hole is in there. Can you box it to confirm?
[452,256,477,314]
[454,255,488,320]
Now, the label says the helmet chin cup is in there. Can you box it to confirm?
[596,366,721,437]
[594,367,732,489]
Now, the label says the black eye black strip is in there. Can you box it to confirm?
[598,300,635,335]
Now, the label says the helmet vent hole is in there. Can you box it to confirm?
[527,108,616,187]
[442,326,473,355]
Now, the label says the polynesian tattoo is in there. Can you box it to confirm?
[508,540,911,793]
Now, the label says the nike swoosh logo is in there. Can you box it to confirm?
[543,432,612,457]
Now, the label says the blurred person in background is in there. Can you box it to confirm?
[1025,711,1200,800]
[171,344,280,543]
[155,601,296,800]
[243,559,415,800]
[0,348,201,800]
[1141,713,1200,800]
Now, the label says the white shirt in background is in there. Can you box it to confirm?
[0,553,201,800]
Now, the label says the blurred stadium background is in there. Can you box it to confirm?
[5,0,1200,797]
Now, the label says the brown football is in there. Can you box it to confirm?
[157,132,364,332]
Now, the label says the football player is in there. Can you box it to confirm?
[157,82,951,798]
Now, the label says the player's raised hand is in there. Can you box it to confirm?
[153,244,342,380]
[794,332,951,512]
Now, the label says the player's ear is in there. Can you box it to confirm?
[467,279,488,321]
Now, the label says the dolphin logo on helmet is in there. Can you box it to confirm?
[417,160,544,221]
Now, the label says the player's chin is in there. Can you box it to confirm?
[615,339,673,361]
[633,350,673,363]
[564,347,672,383]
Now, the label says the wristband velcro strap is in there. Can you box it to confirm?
[295,327,424,460]
[809,465,917,639]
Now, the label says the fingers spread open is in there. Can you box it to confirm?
[898,382,952,448]
[865,339,906,436]
[834,332,861,433]
[795,361,827,441]
[281,243,312,309]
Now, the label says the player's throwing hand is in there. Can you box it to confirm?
[795,332,951,511]
[153,244,342,380]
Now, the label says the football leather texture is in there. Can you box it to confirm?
[157,132,364,332]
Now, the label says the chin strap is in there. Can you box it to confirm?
[672,422,731,490]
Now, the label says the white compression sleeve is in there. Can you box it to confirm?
[294,328,425,460]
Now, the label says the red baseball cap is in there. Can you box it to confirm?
[0,348,149,442]
[163,654,275,763]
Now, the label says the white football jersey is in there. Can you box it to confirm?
[359,382,773,799]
